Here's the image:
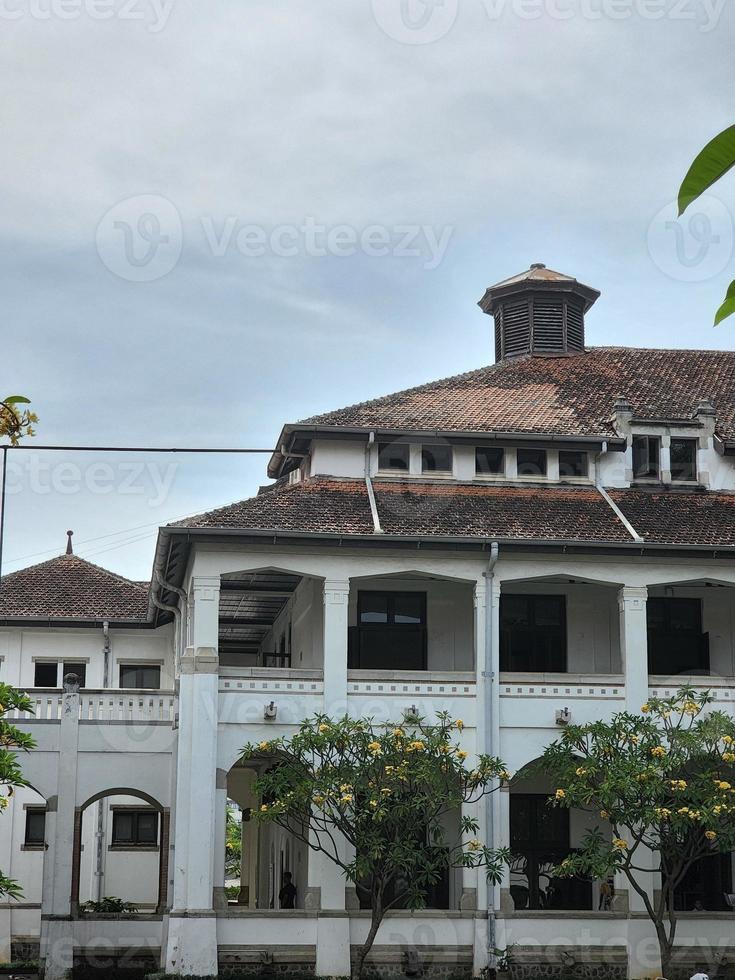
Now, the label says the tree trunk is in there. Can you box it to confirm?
[352,891,384,980]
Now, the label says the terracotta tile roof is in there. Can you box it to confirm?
[300,347,735,439]
[172,478,375,534]
[173,476,735,550]
[174,476,630,543]
[0,554,150,621]
[609,488,735,547]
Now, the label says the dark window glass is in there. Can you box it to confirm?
[421,445,452,473]
[673,852,732,911]
[34,662,58,687]
[558,451,588,478]
[475,447,505,476]
[351,592,427,670]
[632,436,661,480]
[119,665,161,689]
[510,795,591,911]
[378,443,409,472]
[359,593,389,624]
[24,809,46,847]
[112,809,159,847]
[517,448,547,477]
[647,598,708,675]
[62,662,86,688]
[500,595,566,672]
[670,438,698,482]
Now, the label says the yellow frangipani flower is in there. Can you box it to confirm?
[456,749,468,761]
[613,838,628,850]
[677,807,690,815]
[260,804,268,812]
[651,746,667,758]
[555,789,566,800]
[575,767,587,777]
[467,838,483,852]
[671,779,687,791]
[723,752,735,763]
[716,780,732,791]
[455,719,464,731]
[641,703,651,713]
[682,701,699,715]
[341,794,353,804]
[367,741,382,754]
[654,807,671,820]
[318,723,330,733]
[258,741,270,751]
[723,735,734,745]
[600,810,609,820]
[706,831,717,841]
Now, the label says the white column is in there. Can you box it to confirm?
[471,580,489,974]
[322,579,349,716]
[165,576,220,977]
[41,679,80,980]
[619,586,649,713]
[213,770,228,909]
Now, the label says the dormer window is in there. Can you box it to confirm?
[632,435,661,481]
[670,438,698,483]
[476,446,505,476]
[559,451,588,479]
[517,448,547,477]
[421,445,453,474]
[378,442,409,472]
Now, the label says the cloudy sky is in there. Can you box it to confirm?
[1,0,734,580]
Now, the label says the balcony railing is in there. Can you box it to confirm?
[7,688,176,723]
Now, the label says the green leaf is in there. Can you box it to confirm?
[2,396,30,405]
[715,280,735,326]
[679,125,735,215]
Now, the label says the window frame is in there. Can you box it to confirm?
[119,663,162,690]
[377,442,410,473]
[24,807,46,849]
[499,594,567,673]
[110,808,160,849]
[33,662,59,688]
[350,590,428,671]
[632,435,661,482]
[558,450,589,480]
[475,446,506,478]
[420,444,453,475]
[516,447,548,478]
[670,437,698,483]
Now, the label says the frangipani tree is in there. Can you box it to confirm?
[540,688,735,978]
[0,395,37,444]
[242,712,510,980]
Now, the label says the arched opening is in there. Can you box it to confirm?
[508,761,612,912]
[645,578,735,681]
[71,789,169,915]
[223,759,308,910]
[219,569,324,671]
[498,574,623,676]
[348,570,476,672]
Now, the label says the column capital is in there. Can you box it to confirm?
[324,579,350,602]
[191,575,221,596]
[618,585,648,610]
[180,646,218,674]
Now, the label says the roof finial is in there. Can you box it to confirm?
[66,530,73,555]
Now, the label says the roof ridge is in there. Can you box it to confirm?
[0,551,148,591]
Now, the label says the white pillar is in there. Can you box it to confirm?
[165,576,220,977]
[41,679,80,980]
[213,771,228,909]
[619,586,649,713]
[322,579,349,716]
[471,579,489,975]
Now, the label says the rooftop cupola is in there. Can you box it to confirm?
[478,263,600,362]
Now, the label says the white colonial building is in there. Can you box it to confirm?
[4,264,735,979]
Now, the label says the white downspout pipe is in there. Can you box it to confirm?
[483,542,499,963]
[93,620,112,901]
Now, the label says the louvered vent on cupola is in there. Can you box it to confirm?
[478,263,600,363]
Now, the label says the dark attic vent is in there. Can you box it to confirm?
[479,263,600,363]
